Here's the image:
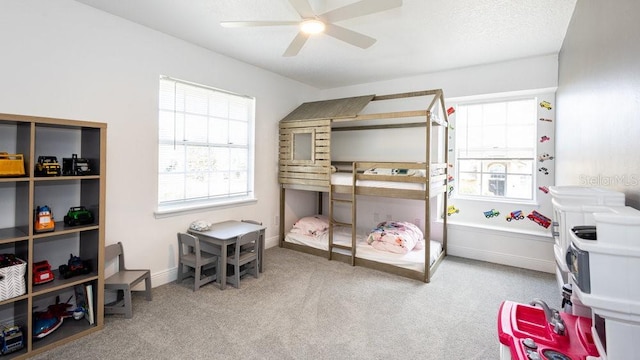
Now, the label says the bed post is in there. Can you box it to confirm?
[279,186,285,247]
[440,91,449,257]
[424,102,433,283]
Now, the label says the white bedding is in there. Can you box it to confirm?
[284,226,442,272]
[331,172,426,190]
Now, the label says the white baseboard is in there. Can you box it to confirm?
[447,244,555,273]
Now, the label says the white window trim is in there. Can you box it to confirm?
[155,76,256,217]
[448,88,557,206]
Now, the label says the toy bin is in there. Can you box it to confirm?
[0,153,25,177]
[0,258,27,301]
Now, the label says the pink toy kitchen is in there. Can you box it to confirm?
[498,186,640,360]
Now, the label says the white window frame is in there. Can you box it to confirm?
[451,95,539,204]
[155,76,256,217]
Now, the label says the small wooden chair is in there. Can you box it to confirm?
[226,230,259,288]
[104,242,152,319]
[177,232,219,291]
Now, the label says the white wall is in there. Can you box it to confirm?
[0,0,319,286]
[556,0,640,208]
[318,55,561,273]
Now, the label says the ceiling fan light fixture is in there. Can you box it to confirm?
[300,19,325,34]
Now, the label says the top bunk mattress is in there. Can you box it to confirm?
[331,172,442,192]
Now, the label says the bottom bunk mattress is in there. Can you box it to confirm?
[284,226,442,272]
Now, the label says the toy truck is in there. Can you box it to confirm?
[64,206,94,226]
[506,210,525,222]
[34,156,61,176]
[0,325,24,355]
[34,205,55,233]
[33,260,55,285]
[483,209,500,218]
[527,210,552,228]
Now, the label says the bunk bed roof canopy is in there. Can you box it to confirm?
[281,95,375,122]
[280,90,447,128]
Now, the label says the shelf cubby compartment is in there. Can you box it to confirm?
[31,280,97,352]
[0,299,29,359]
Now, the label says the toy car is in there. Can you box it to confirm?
[33,260,55,285]
[58,254,91,279]
[483,209,500,218]
[64,206,94,226]
[34,156,61,176]
[62,154,91,176]
[539,101,552,110]
[538,153,554,162]
[447,205,459,216]
[528,210,552,228]
[34,205,55,233]
[506,210,525,222]
[0,325,24,355]
[538,167,549,175]
[539,186,549,193]
[540,135,551,142]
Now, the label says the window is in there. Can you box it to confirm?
[157,76,255,214]
[454,98,536,201]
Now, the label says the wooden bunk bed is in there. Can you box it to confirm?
[278,89,449,282]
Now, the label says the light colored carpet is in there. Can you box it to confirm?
[32,247,558,359]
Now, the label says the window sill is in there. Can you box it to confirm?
[442,219,553,240]
[154,197,258,219]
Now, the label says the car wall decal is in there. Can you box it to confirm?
[483,209,500,218]
[540,101,552,110]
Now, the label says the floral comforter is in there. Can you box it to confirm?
[366,221,424,254]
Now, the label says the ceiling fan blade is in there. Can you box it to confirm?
[220,21,299,28]
[320,0,402,23]
[283,32,310,57]
[324,23,376,49]
[288,0,315,18]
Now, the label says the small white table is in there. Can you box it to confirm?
[188,220,265,290]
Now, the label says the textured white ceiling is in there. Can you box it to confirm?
[73,0,577,89]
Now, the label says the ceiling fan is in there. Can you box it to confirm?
[220,0,403,57]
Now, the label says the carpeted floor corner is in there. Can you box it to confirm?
[32,247,558,360]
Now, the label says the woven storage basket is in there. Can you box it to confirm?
[0,258,27,301]
[0,153,25,176]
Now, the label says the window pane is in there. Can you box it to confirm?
[159,144,185,173]
[158,173,185,202]
[459,172,481,196]
[186,145,210,172]
[230,148,248,171]
[209,117,229,144]
[183,86,209,115]
[185,173,209,199]
[211,147,229,171]
[184,114,208,143]
[210,172,230,196]
[229,120,248,146]
[506,174,533,198]
[454,97,536,200]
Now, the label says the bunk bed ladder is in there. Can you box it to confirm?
[328,163,357,265]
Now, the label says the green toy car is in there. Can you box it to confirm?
[63,206,94,226]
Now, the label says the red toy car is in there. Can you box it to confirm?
[33,261,55,285]
[528,210,552,228]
